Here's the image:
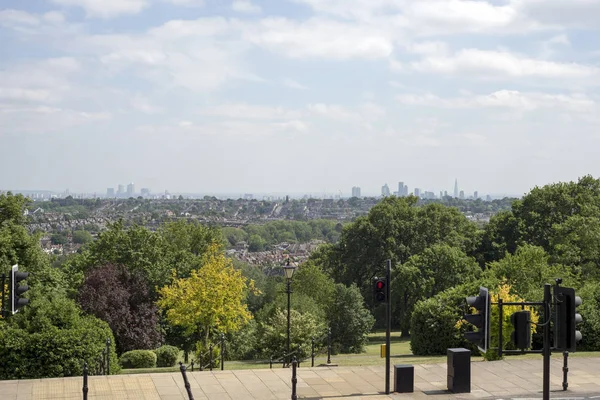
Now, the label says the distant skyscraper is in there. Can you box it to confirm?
[141,188,151,197]
[474,191,478,200]
[459,190,465,199]
[127,183,135,197]
[403,185,408,196]
[381,184,390,197]
[454,179,459,198]
[352,186,361,198]
[414,188,421,198]
[106,188,115,197]
[440,191,444,199]
[398,182,404,197]
[117,184,125,194]
[486,194,492,201]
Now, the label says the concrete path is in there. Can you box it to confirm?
[1,357,599,399]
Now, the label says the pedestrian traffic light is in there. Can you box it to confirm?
[510,311,531,350]
[555,286,582,352]
[373,277,386,303]
[11,265,29,315]
[463,287,490,352]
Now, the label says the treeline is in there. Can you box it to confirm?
[308,175,600,356]
[0,195,372,379]
[222,220,343,251]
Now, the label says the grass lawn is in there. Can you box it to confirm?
[119,331,599,374]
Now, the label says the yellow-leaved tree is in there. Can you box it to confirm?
[157,244,258,345]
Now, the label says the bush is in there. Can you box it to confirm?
[226,320,258,361]
[0,314,119,379]
[327,284,374,354]
[119,350,157,369]
[578,281,600,351]
[410,282,482,356]
[155,345,179,367]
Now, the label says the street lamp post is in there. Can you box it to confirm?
[283,258,297,366]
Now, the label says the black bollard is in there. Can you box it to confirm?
[106,338,111,375]
[269,357,273,369]
[327,328,332,365]
[83,362,89,400]
[209,344,213,371]
[291,357,298,400]
[563,351,569,391]
[179,362,195,400]
[220,333,225,371]
[311,337,315,367]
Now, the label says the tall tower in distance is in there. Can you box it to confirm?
[454,179,459,198]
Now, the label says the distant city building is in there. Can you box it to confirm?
[444,190,448,197]
[474,191,478,199]
[486,194,492,201]
[454,179,459,198]
[352,186,361,198]
[127,183,135,197]
[141,188,151,197]
[381,184,390,197]
[414,188,421,197]
[440,191,444,199]
[398,182,405,197]
[106,188,115,197]
[117,184,125,195]
[459,190,465,199]
[244,193,254,200]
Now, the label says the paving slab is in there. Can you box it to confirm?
[1,357,600,399]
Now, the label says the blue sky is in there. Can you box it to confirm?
[1,0,600,197]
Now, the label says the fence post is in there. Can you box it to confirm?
[106,339,110,375]
[327,327,332,365]
[83,362,89,400]
[269,357,273,369]
[191,360,195,372]
[220,333,225,371]
[209,345,213,371]
[179,362,195,400]
[291,357,298,400]
[311,337,315,368]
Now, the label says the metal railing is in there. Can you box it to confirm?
[268,328,333,369]
[185,333,226,372]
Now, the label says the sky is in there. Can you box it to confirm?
[1,0,600,197]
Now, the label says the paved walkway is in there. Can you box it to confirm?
[1,357,600,399]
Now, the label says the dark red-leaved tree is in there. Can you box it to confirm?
[78,264,163,354]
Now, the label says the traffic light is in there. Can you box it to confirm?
[464,287,490,352]
[11,265,29,315]
[555,286,582,352]
[373,277,386,303]
[510,311,531,350]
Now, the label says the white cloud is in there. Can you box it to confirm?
[130,95,162,114]
[308,103,359,121]
[242,17,393,59]
[282,78,308,90]
[0,9,40,26]
[167,0,204,6]
[397,90,598,112]
[50,0,148,18]
[407,49,600,86]
[232,0,261,14]
[0,105,111,135]
[199,103,303,120]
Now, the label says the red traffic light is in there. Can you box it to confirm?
[376,281,385,290]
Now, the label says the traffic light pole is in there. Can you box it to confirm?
[1,273,5,318]
[542,283,551,400]
[385,259,391,395]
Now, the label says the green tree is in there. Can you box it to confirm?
[392,244,481,336]
[72,230,93,245]
[327,284,374,353]
[157,245,257,345]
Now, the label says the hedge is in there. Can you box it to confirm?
[155,345,179,367]
[119,350,157,369]
[0,316,119,379]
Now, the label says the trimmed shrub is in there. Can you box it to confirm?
[155,345,179,367]
[119,350,157,369]
[0,314,119,379]
[410,282,482,356]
